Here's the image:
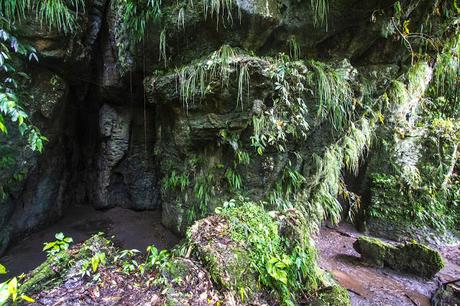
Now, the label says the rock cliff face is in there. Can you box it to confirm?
[0,0,448,253]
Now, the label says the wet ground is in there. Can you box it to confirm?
[2,209,459,306]
[316,223,460,306]
[0,206,179,282]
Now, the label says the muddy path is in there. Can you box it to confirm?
[0,206,179,282]
[316,224,460,306]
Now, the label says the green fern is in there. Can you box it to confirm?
[287,36,301,60]
[388,80,408,104]
[203,0,236,28]
[0,0,84,33]
[159,28,167,67]
[177,45,249,109]
[308,60,354,131]
[310,0,329,30]
[237,63,250,110]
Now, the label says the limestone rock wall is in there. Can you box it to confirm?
[0,0,444,252]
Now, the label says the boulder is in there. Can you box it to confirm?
[187,215,267,304]
[310,285,352,306]
[353,236,445,278]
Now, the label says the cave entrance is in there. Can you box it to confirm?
[0,72,178,282]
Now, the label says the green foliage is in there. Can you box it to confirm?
[114,249,141,274]
[162,156,215,224]
[369,171,460,232]
[252,57,356,157]
[162,170,190,191]
[203,0,237,28]
[192,172,214,221]
[35,0,84,34]
[43,233,73,257]
[115,0,162,43]
[225,167,242,190]
[216,198,322,305]
[269,165,306,210]
[90,252,106,273]
[0,0,84,34]
[342,119,372,175]
[218,129,250,191]
[144,245,171,271]
[0,25,47,153]
[81,252,106,277]
[112,0,162,74]
[308,60,354,131]
[430,34,460,118]
[310,0,329,30]
[176,44,248,109]
[0,277,35,305]
[287,36,301,60]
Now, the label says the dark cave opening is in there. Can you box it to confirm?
[0,69,175,282]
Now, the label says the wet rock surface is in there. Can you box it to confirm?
[316,224,460,306]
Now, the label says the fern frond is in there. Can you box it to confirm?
[0,0,84,34]
[310,0,329,30]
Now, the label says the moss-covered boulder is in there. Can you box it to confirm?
[353,236,397,268]
[187,215,266,304]
[187,200,352,305]
[19,251,72,295]
[19,233,113,296]
[310,285,352,306]
[353,236,445,278]
[160,258,222,305]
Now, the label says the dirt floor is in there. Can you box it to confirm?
[0,206,179,282]
[316,223,460,306]
[2,210,459,306]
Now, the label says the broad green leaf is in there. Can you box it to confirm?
[20,294,35,303]
[0,264,6,274]
[0,282,10,304]
[7,277,17,301]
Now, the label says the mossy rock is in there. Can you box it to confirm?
[353,236,397,268]
[19,233,112,295]
[19,251,71,295]
[353,236,445,278]
[393,242,445,279]
[187,216,265,303]
[310,285,352,306]
[161,257,222,305]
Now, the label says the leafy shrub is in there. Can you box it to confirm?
[0,264,34,305]
[43,233,73,257]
